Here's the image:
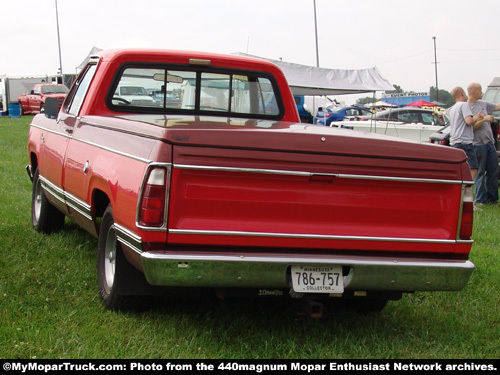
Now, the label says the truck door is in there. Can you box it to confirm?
[29,85,42,113]
[36,112,70,216]
[59,63,98,235]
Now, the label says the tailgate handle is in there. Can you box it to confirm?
[310,174,336,184]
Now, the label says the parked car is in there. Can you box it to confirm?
[315,105,373,126]
[332,107,448,142]
[359,107,447,126]
[113,84,157,106]
[483,77,500,150]
[429,124,450,145]
[294,95,313,123]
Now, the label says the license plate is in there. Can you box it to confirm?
[291,265,344,293]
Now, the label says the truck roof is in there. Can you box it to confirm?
[92,49,287,77]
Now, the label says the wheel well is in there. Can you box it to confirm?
[93,189,110,220]
[30,153,38,173]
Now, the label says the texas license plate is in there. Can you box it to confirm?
[291,265,344,293]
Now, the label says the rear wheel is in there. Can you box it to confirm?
[97,204,158,310]
[31,168,65,233]
[97,205,126,310]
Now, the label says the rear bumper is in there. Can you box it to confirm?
[140,252,475,292]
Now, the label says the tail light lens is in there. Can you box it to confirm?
[459,185,474,240]
[138,166,170,227]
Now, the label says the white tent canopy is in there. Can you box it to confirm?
[77,48,393,96]
[235,53,394,96]
[364,100,398,108]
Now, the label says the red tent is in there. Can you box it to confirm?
[406,99,437,107]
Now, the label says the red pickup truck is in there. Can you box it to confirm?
[18,83,68,114]
[26,49,475,314]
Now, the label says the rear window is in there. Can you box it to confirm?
[107,65,283,119]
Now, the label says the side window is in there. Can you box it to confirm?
[421,112,434,125]
[397,111,419,123]
[257,77,279,116]
[64,64,97,116]
[231,76,279,116]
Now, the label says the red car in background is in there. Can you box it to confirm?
[18,83,68,114]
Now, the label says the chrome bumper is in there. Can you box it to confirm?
[140,252,475,292]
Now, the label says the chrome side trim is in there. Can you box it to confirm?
[169,228,473,245]
[39,175,92,220]
[73,136,151,164]
[115,224,143,254]
[175,164,311,177]
[30,124,70,140]
[174,164,467,185]
[65,191,92,220]
[30,124,151,164]
[40,176,65,205]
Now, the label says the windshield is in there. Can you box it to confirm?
[41,85,69,94]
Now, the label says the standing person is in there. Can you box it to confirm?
[448,87,484,179]
[467,82,500,204]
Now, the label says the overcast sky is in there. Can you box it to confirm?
[2,0,499,99]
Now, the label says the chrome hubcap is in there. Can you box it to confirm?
[104,225,117,292]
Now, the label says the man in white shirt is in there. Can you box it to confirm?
[448,87,485,179]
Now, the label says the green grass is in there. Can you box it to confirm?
[0,115,499,359]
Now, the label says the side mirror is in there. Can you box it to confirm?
[44,97,59,119]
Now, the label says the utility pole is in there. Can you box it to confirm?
[432,36,439,102]
[313,0,320,67]
[55,0,63,79]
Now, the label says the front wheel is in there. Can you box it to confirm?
[31,168,65,233]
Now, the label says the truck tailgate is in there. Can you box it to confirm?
[166,129,470,256]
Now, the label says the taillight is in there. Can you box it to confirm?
[459,185,474,240]
[138,166,170,227]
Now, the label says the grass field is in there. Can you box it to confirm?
[1,115,499,359]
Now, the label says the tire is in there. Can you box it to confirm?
[97,204,157,310]
[31,168,65,233]
[97,205,126,310]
